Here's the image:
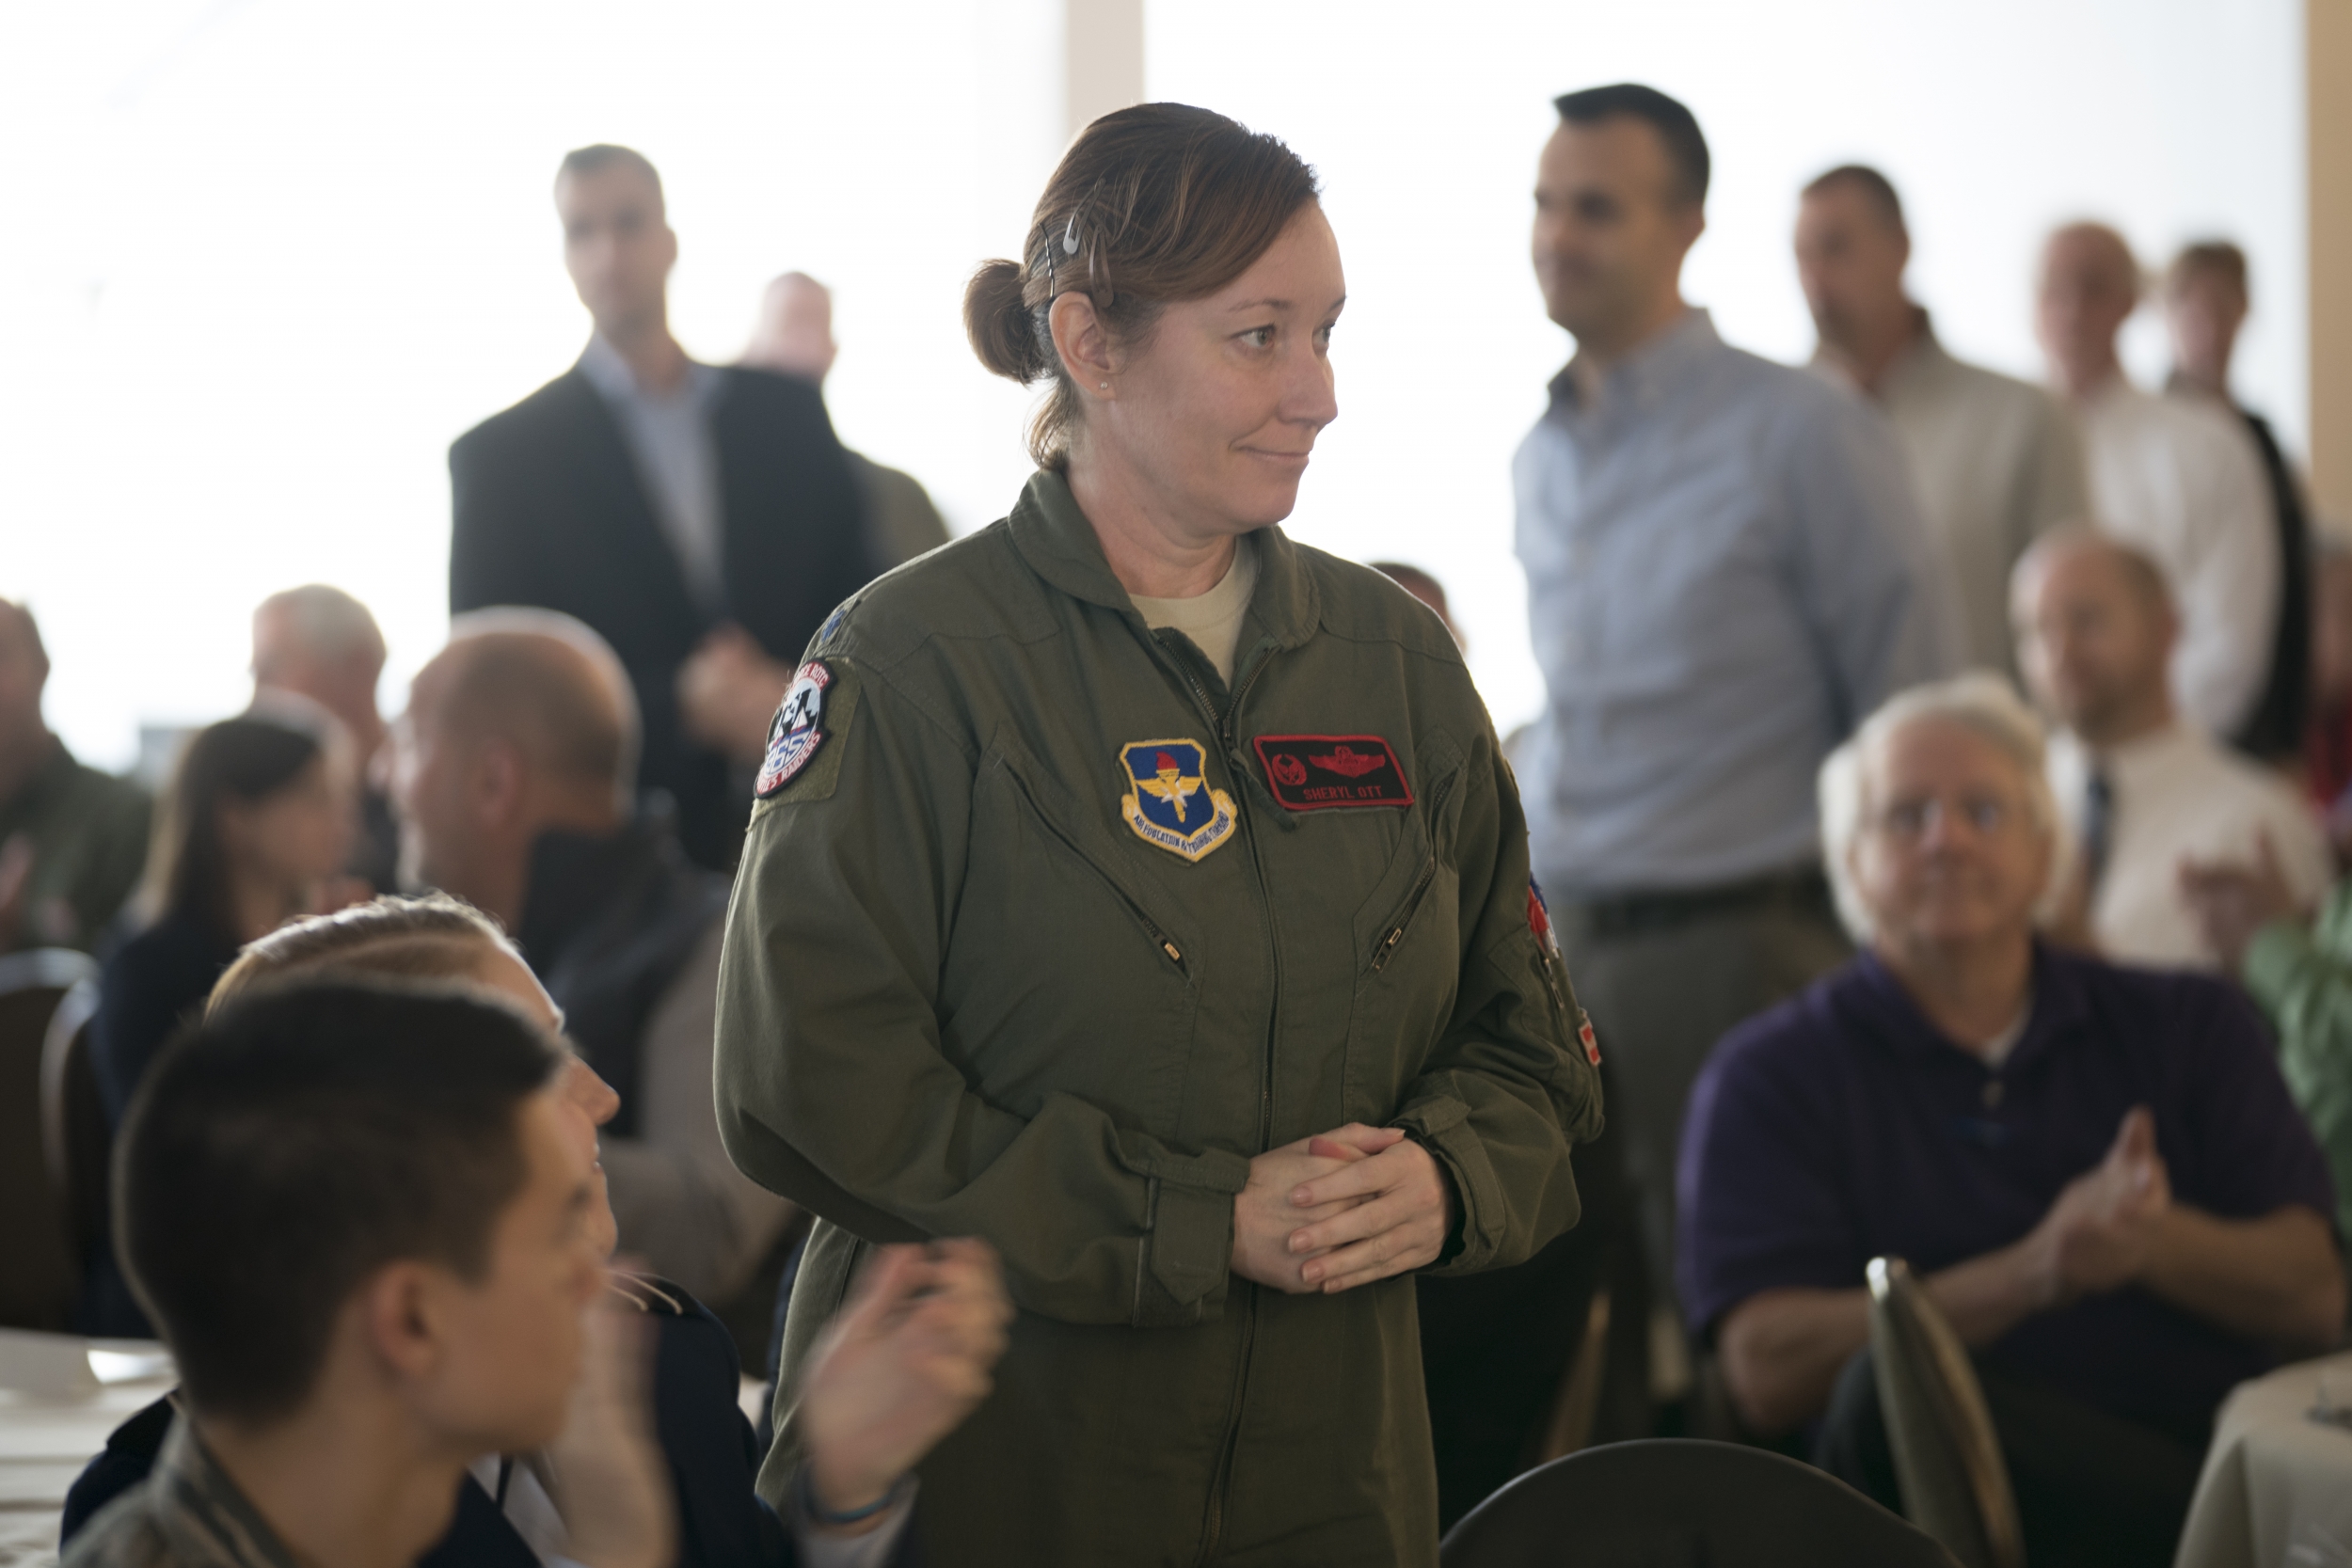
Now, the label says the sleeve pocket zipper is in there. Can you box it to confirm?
[1369,856,1439,974]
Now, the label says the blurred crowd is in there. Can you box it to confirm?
[5,82,2346,1568]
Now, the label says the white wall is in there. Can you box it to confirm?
[1151,0,2306,733]
[1,0,2303,764]
[2,0,1066,768]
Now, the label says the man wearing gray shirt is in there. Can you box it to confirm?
[1515,86,1958,1334]
[1796,165,2089,675]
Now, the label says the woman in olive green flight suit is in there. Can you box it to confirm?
[715,103,1601,1567]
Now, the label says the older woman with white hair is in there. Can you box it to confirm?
[1677,674,2342,1568]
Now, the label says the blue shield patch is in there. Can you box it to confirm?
[1117,738,1237,863]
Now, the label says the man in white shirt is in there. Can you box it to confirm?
[1797,166,2088,675]
[2036,223,2278,740]
[2012,531,2328,969]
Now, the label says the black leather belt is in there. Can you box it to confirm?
[1557,867,1833,941]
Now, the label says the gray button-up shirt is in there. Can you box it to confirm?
[1514,309,1958,895]
[578,335,727,611]
[1814,319,2089,677]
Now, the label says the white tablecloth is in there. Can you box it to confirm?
[2174,1350,2352,1568]
[0,1338,174,1568]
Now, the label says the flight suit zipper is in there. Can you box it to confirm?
[1157,640,1278,1567]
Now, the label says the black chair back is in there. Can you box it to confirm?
[42,977,110,1279]
[1867,1257,2026,1568]
[1440,1438,1960,1568]
[0,949,99,1330]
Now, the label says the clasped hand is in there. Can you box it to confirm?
[1232,1123,1456,1295]
[2027,1105,2171,1307]
[677,623,797,765]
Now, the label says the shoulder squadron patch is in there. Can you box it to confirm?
[1252,735,1413,811]
[1118,739,1237,862]
[755,661,832,798]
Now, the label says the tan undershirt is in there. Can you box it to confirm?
[1129,535,1260,685]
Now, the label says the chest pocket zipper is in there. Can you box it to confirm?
[999,758,1190,976]
[1364,762,1466,975]
[1370,856,1439,974]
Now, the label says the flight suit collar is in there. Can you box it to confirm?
[144,1413,308,1568]
[1008,468,1320,650]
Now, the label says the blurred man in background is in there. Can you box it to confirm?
[740,271,950,570]
[393,610,794,1306]
[0,599,150,955]
[1797,165,2087,675]
[2163,240,2313,761]
[2012,531,2328,969]
[2037,222,2277,745]
[451,146,875,872]
[1368,562,1463,647]
[1515,83,1955,1388]
[250,585,398,893]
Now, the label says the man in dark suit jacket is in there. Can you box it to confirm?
[451,144,875,871]
[2163,239,2312,763]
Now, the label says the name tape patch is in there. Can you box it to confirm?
[1252,735,1413,811]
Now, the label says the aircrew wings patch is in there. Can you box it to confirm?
[1252,735,1413,810]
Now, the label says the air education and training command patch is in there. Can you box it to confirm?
[1117,739,1237,863]
[1252,735,1414,811]
[755,661,832,799]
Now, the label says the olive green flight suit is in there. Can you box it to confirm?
[716,471,1601,1566]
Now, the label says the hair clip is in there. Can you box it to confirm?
[1062,212,1080,256]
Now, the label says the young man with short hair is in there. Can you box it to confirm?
[68,981,631,1568]
[1515,84,1958,1339]
[68,979,1009,1568]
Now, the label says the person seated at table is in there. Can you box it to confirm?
[394,610,791,1305]
[0,598,151,956]
[63,896,1008,1567]
[79,705,358,1336]
[91,706,358,1128]
[2302,540,2352,851]
[2012,530,2331,968]
[250,584,403,893]
[2180,845,2352,1249]
[1678,673,2344,1568]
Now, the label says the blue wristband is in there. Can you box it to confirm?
[799,1464,899,1527]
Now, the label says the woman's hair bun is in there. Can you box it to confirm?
[964,258,1047,384]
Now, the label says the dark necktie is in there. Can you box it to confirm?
[2082,767,2115,895]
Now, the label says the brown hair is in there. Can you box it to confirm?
[962,103,1320,469]
[1803,164,1906,235]
[140,710,334,942]
[211,893,515,1014]
[2166,239,2249,302]
[122,981,557,1424]
[556,144,664,211]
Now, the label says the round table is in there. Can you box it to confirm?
[2173,1350,2352,1568]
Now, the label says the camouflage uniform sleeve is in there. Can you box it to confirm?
[1388,725,1601,1276]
